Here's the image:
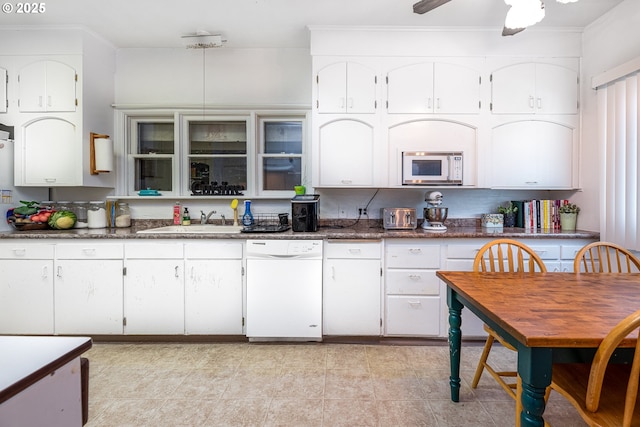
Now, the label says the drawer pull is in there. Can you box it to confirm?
[409,248,422,254]
[408,274,422,280]
[407,300,422,307]
[348,248,362,254]
[82,248,97,256]
[12,248,26,257]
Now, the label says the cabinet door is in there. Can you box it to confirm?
[0,259,54,334]
[535,63,579,114]
[318,119,374,186]
[19,60,76,112]
[54,260,124,334]
[434,62,481,114]
[387,63,434,114]
[491,63,536,114]
[323,258,381,335]
[21,117,78,185]
[44,61,77,112]
[347,62,377,113]
[317,62,376,114]
[185,259,243,334]
[0,67,6,113]
[492,121,574,188]
[124,259,184,334]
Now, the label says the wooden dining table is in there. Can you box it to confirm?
[436,271,640,427]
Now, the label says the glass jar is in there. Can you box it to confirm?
[87,201,107,229]
[115,202,131,228]
[72,201,89,229]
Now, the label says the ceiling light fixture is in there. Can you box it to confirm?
[181,30,226,49]
[504,0,545,30]
[181,31,226,118]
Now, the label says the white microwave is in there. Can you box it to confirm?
[402,151,463,185]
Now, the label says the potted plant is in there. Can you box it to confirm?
[559,203,580,231]
[498,202,518,227]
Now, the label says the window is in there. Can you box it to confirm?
[122,110,308,198]
[258,116,305,195]
[186,117,249,194]
[128,117,175,195]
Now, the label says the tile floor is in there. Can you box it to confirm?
[84,341,586,427]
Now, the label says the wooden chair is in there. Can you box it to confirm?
[574,241,640,273]
[550,308,640,427]
[471,239,548,426]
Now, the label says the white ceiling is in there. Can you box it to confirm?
[0,0,625,49]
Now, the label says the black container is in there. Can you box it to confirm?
[291,195,319,232]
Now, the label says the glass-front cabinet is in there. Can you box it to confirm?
[258,117,304,194]
[122,110,308,197]
[128,117,175,195]
[185,116,249,194]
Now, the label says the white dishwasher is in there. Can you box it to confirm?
[246,240,323,341]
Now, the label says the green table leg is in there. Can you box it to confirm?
[518,346,552,427]
[447,287,463,402]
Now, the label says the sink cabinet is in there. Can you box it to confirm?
[124,242,185,334]
[0,242,55,334]
[54,243,124,334]
[184,242,244,335]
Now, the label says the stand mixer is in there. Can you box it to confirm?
[422,191,448,232]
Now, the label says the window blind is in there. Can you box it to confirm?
[597,70,640,250]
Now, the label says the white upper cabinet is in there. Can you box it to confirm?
[386,62,481,114]
[20,117,79,185]
[317,118,375,186]
[490,62,578,114]
[491,120,575,189]
[0,67,6,113]
[18,60,77,112]
[316,61,377,114]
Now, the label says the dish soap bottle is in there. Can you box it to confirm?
[242,200,254,227]
[182,207,191,226]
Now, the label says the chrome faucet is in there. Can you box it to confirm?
[200,210,217,224]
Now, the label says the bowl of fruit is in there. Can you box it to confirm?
[7,201,53,230]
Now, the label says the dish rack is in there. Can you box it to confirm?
[241,213,290,233]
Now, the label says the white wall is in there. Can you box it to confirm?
[114,48,311,107]
[578,0,640,232]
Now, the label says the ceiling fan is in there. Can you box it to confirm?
[412,0,578,36]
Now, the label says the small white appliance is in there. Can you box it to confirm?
[422,191,449,232]
[402,151,463,185]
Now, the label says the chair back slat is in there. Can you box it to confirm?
[473,239,547,274]
[574,242,640,273]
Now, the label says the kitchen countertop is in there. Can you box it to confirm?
[0,219,600,240]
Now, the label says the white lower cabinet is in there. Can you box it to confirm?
[184,242,244,335]
[323,241,382,336]
[0,243,54,334]
[385,240,442,337]
[124,242,184,334]
[54,243,124,334]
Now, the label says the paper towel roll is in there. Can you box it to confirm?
[94,138,113,172]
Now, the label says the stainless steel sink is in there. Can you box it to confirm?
[137,225,244,234]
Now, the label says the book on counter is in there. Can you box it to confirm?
[511,199,569,230]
